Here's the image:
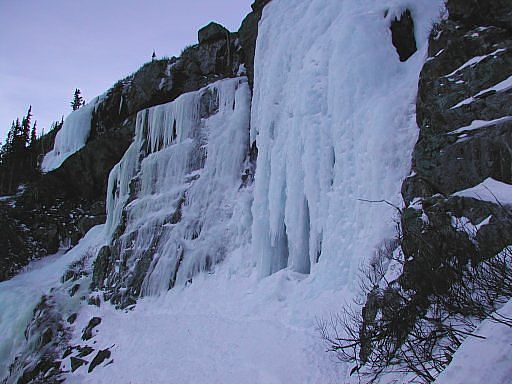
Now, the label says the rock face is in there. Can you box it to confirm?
[198,22,229,44]
[398,0,512,288]
[238,0,271,88]
[360,0,512,375]
[402,0,512,215]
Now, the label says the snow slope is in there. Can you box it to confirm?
[434,298,512,384]
[454,177,512,205]
[41,98,99,172]
[65,255,342,384]
[0,226,105,381]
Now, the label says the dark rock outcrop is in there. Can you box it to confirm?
[446,0,512,30]
[198,22,229,44]
[238,0,272,88]
[81,317,101,341]
[390,9,417,61]
[88,349,111,373]
[403,0,512,202]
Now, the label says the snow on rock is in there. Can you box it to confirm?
[0,225,105,381]
[251,0,443,282]
[434,298,512,384]
[451,74,512,109]
[454,177,512,205]
[444,48,507,78]
[41,99,99,172]
[449,116,512,135]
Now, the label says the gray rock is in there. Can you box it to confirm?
[82,317,101,341]
[88,348,111,373]
[198,22,229,44]
[70,356,87,372]
[389,9,417,62]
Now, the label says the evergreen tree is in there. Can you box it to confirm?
[13,118,23,151]
[21,106,32,147]
[30,121,37,146]
[71,88,85,111]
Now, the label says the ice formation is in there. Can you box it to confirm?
[105,77,252,294]
[251,0,443,283]
[41,99,98,172]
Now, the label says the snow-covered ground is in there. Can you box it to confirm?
[434,299,512,384]
[65,247,344,383]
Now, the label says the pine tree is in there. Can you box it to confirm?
[21,106,32,147]
[71,88,85,111]
[30,121,37,146]
[13,118,23,151]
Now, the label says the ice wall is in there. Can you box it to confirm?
[251,0,443,283]
[104,77,251,297]
[41,99,98,172]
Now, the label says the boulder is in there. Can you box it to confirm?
[198,22,229,44]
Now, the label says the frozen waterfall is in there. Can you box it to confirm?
[251,0,443,283]
[104,77,252,296]
[41,98,99,172]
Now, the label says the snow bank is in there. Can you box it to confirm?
[251,0,443,283]
[434,298,512,384]
[41,99,98,172]
[454,177,512,205]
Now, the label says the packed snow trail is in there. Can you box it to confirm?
[65,261,342,384]
[251,0,443,286]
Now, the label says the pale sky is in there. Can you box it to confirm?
[0,0,253,141]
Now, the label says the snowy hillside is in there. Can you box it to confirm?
[1,0,511,383]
